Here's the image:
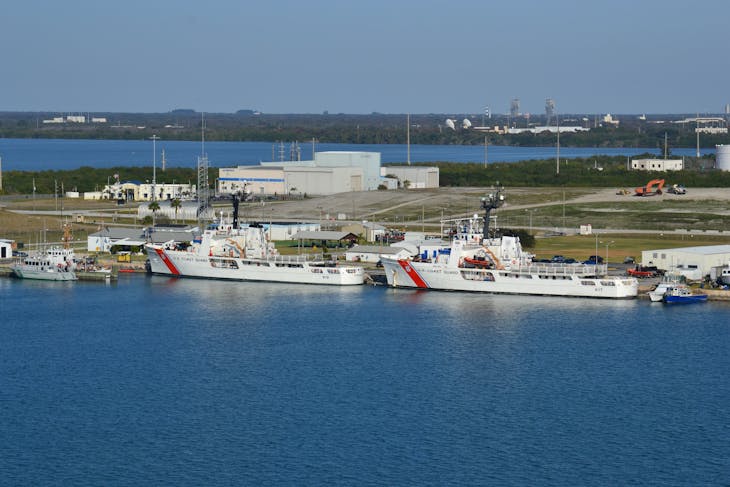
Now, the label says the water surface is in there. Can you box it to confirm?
[1,275,728,485]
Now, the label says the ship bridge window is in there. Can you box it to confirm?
[210,258,239,269]
[580,280,596,286]
[460,270,495,281]
[600,281,616,286]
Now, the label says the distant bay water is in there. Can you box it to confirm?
[0,138,713,171]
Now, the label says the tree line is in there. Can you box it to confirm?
[2,111,729,149]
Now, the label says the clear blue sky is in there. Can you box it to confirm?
[2,0,729,115]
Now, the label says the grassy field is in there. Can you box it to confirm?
[501,198,730,232]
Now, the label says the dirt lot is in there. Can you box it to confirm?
[3,186,730,241]
[242,186,730,225]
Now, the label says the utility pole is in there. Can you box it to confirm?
[407,113,411,165]
[150,135,160,202]
[484,136,488,168]
[556,113,560,175]
[696,119,700,158]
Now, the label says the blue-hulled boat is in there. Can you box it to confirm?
[662,285,707,304]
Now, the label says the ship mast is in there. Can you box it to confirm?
[480,184,505,240]
[62,222,72,250]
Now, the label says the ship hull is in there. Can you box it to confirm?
[146,245,365,286]
[382,259,638,299]
[12,267,77,281]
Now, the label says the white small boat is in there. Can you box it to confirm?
[648,273,684,302]
[12,246,77,281]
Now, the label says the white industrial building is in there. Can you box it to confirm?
[0,238,14,259]
[218,151,427,196]
[716,145,730,171]
[381,165,439,189]
[641,245,730,280]
[88,225,200,253]
[344,245,412,263]
[263,223,321,241]
[88,227,147,252]
[84,181,196,202]
[137,200,202,221]
[631,158,684,171]
[136,183,196,201]
[506,126,589,134]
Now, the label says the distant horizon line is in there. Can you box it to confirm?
[1,109,728,118]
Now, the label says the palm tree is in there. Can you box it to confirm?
[148,200,160,226]
[171,198,181,223]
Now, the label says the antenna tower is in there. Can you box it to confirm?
[197,113,210,223]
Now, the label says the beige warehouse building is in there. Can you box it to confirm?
[218,151,437,196]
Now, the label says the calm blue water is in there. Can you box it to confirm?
[0,138,712,171]
[1,275,728,485]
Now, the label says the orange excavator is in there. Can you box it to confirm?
[635,178,665,196]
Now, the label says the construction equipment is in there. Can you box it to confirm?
[667,184,687,195]
[635,178,665,196]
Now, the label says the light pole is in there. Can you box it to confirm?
[603,240,614,265]
[525,209,535,234]
[150,135,160,202]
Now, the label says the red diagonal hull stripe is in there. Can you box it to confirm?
[397,260,428,288]
[155,247,181,276]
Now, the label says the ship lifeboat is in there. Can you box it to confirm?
[462,256,493,268]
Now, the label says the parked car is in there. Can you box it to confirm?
[583,255,604,264]
[623,256,636,264]
[551,255,566,263]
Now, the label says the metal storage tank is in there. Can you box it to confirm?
[716,144,730,171]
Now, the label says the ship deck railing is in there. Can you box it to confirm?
[507,262,608,277]
[265,253,330,264]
